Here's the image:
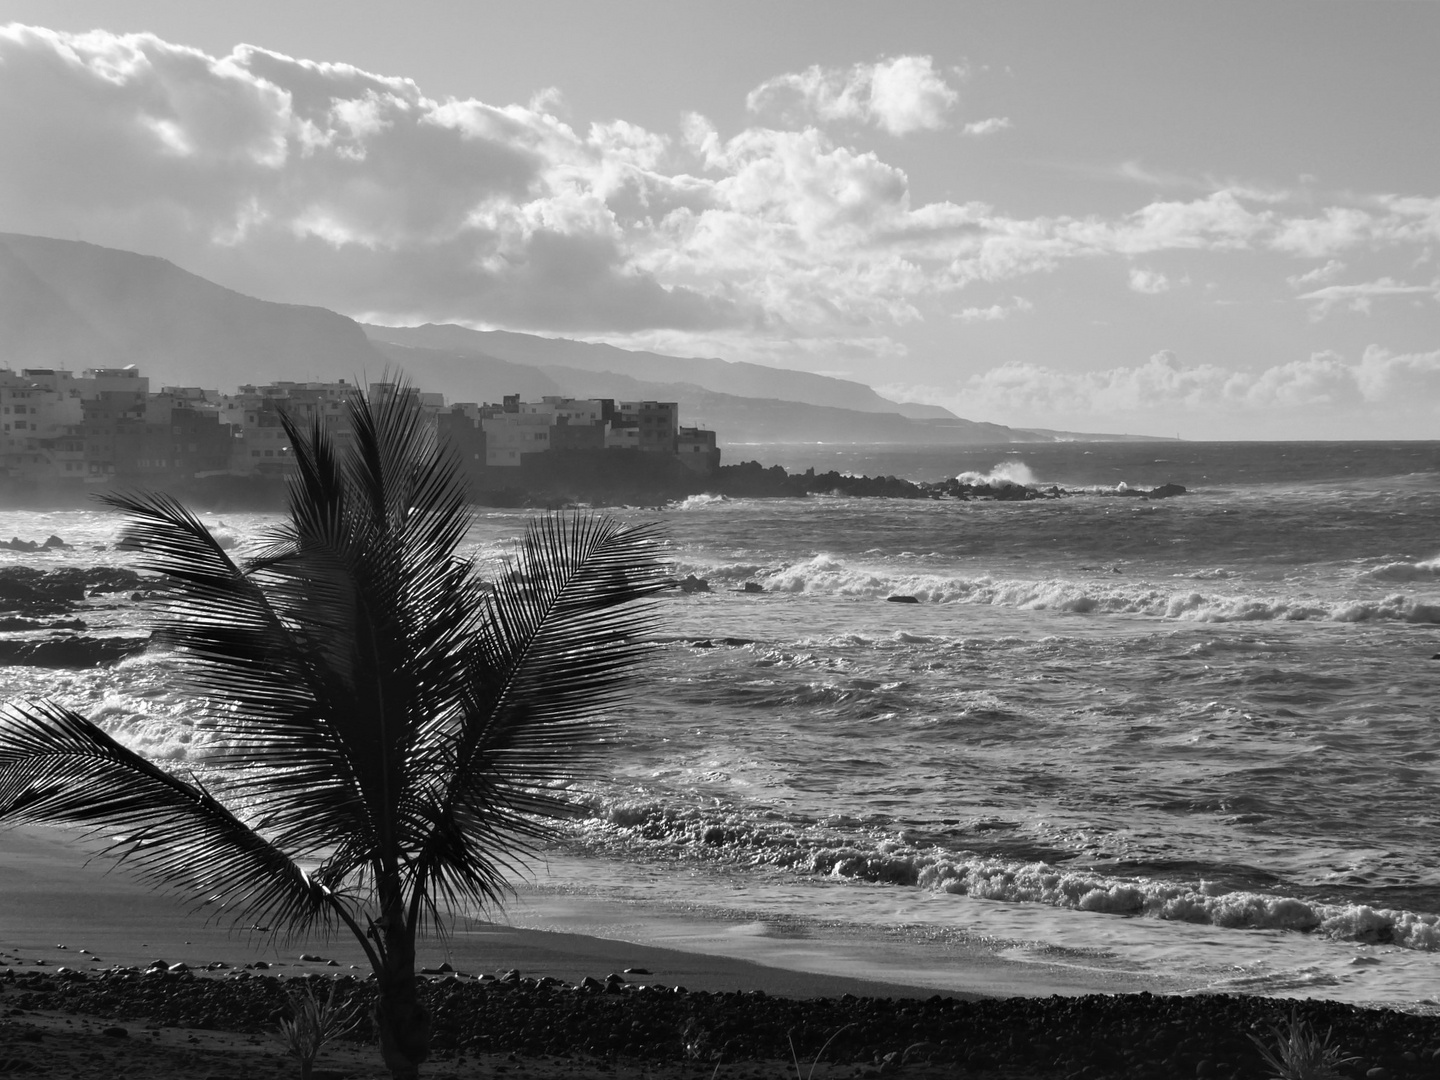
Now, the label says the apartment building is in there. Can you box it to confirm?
[0,368,87,483]
[0,366,720,489]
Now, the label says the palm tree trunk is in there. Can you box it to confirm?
[373,920,431,1079]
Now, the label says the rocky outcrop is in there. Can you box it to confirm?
[0,534,70,552]
[0,634,150,668]
[0,567,147,615]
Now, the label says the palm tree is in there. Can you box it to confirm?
[0,385,669,1079]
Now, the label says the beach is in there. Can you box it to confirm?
[5,825,1440,1079]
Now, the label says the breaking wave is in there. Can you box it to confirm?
[1362,556,1440,583]
[673,555,1440,623]
[671,493,730,510]
[576,800,1440,952]
[954,462,1038,487]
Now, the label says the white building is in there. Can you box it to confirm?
[0,369,87,483]
[482,410,551,467]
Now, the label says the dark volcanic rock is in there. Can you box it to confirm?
[1147,482,1187,499]
[0,634,150,668]
[12,975,1440,1076]
[1115,482,1189,499]
[0,567,147,615]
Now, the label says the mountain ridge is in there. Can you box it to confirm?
[360,322,958,420]
[0,232,1164,447]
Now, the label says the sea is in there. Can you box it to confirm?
[3,439,1439,1007]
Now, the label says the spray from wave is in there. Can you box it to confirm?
[954,462,1038,487]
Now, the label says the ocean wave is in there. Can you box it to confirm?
[915,856,1440,951]
[954,462,1037,487]
[1361,556,1440,583]
[678,555,1440,624]
[670,493,730,510]
[576,801,1440,952]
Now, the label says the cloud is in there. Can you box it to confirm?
[1298,276,1440,316]
[0,25,742,333]
[952,296,1032,321]
[1286,259,1345,289]
[0,25,1436,362]
[962,117,1011,136]
[746,55,959,136]
[1128,267,1170,294]
[934,347,1440,419]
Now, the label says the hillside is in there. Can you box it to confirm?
[361,322,957,420]
[369,340,1033,445]
[0,232,1155,448]
[0,233,385,388]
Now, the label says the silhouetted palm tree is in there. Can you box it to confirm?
[0,385,668,1079]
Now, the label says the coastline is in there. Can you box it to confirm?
[6,826,1440,1079]
[0,824,1104,999]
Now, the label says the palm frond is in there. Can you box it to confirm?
[99,488,380,864]
[98,386,492,876]
[76,382,671,947]
[0,699,334,935]
[404,513,669,918]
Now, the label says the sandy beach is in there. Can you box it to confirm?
[6,825,1440,1079]
[1,826,1163,1001]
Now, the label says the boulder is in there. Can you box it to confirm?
[1146,483,1187,499]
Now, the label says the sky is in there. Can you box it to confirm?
[1,1,1438,439]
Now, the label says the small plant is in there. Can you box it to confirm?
[276,979,363,1080]
[680,1017,713,1061]
[787,1024,853,1080]
[1248,1010,1360,1080]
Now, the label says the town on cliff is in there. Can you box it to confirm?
[0,365,1184,508]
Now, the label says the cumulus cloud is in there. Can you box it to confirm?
[745,55,959,136]
[1128,267,1171,294]
[962,117,1011,136]
[0,24,1436,363]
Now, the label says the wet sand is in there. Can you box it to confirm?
[0,825,1129,1000]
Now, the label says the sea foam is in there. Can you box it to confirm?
[1362,556,1440,583]
[577,799,1440,952]
[674,556,1440,623]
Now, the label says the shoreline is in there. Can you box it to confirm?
[5,826,1440,1078]
[0,825,1106,1000]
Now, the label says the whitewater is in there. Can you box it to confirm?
[2,439,1439,1006]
